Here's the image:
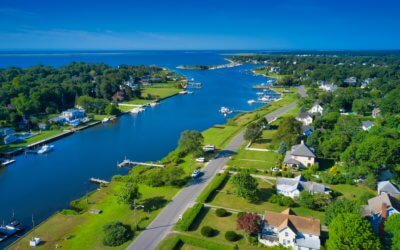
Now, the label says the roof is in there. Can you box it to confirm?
[367,193,400,214]
[302,125,315,133]
[378,181,400,195]
[276,175,328,194]
[290,142,316,157]
[298,112,312,119]
[296,237,321,249]
[264,209,320,236]
[362,121,373,128]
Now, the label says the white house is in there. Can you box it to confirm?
[377,181,400,199]
[283,141,316,168]
[61,108,86,121]
[372,108,381,119]
[319,83,338,92]
[296,113,313,126]
[362,121,374,131]
[344,76,357,86]
[276,175,330,199]
[308,103,323,115]
[363,193,400,234]
[259,208,321,250]
[269,66,281,73]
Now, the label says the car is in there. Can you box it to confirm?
[191,169,201,178]
[272,167,281,172]
[196,157,205,163]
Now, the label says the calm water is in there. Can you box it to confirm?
[0,51,269,248]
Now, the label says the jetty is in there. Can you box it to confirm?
[117,158,164,168]
[90,178,110,185]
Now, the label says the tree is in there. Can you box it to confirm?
[236,213,261,235]
[105,103,120,115]
[324,199,359,225]
[232,173,259,202]
[277,141,287,155]
[299,191,314,209]
[274,116,302,147]
[103,221,133,246]
[118,183,141,205]
[178,130,204,157]
[385,214,400,250]
[244,122,261,141]
[327,213,381,250]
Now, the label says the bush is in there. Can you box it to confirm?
[197,172,228,203]
[215,208,229,217]
[201,226,216,237]
[246,234,258,245]
[225,231,240,242]
[102,221,133,246]
[175,203,204,231]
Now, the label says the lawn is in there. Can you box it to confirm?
[329,184,375,200]
[252,68,290,81]
[227,148,279,170]
[250,130,278,150]
[142,86,181,99]
[202,125,240,149]
[0,129,65,153]
[210,176,325,222]
[10,167,180,250]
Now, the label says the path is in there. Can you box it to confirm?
[127,86,305,250]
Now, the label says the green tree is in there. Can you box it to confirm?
[178,130,204,157]
[277,141,287,155]
[385,214,400,250]
[327,213,381,250]
[102,221,133,246]
[232,173,258,202]
[244,122,261,141]
[105,103,121,115]
[324,199,358,225]
[274,116,302,147]
[118,183,141,205]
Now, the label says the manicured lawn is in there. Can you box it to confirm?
[0,129,65,153]
[250,130,278,150]
[202,125,240,149]
[10,167,180,250]
[210,176,325,222]
[227,148,279,170]
[142,87,181,99]
[329,184,375,200]
[120,99,154,105]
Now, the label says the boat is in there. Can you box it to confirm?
[150,102,159,107]
[37,145,54,154]
[0,159,15,166]
[258,95,271,103]
[187,91,194,94]
[256,92,264,95]
[102,117,110,123]
[219,107,233,115]
[0,213,25,242]
[179,90,187,95]
[247,99,256,105]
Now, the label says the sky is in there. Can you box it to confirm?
[0,0,399,50]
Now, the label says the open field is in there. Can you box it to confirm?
[227,148,279,170]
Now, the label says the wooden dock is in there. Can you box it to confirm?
[117,159,164,168]
[90,178,110,185]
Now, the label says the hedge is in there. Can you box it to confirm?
[158,234,234,250]
[175,203,204,231]
[197,172,228,203]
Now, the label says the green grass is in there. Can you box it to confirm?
[227,148,279,170]
[253,68,290,81]
[120,99,154,105]
[329,184,375,200]
[142,87,181,99]
[210,176,325,222]
[0,129,65,153]
[158,233,234,250]
[10,167,180,250]
[202,125,240,149]
[250,129,278,150]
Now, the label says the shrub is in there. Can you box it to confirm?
[201,226,216,237]
[175,203,204,231]
[237,211,246,218]
[215,208,229,217]
[197,172,228,203]
[225,231,239,241]
[246,234,258,245]
[102,221,133,246]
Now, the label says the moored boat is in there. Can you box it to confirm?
[37,145,54,154]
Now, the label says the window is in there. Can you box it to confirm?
[285,232,288,237]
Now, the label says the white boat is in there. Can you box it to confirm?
[102,117,110,123]
[150,102,159,107]
[187,91,194,94]
[37,145,54,154]
[179,90,187,95]
[130,108,140,114]
[247,99,256,105]
[0,159,15,166]
[29,237,41,247]
[219,107,233,115]
[258,96,271,103]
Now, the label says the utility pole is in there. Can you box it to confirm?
[133,199,144,230]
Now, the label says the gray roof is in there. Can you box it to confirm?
[290,143,316,157]
[366,193,400,214]
[277,175,328,194]
[362,121,373,128]
[296,237,321,249]
[298,112,312,119]
[378,181,400,195]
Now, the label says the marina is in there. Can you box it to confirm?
[117,158,165,168]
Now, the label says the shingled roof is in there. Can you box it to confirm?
[264,209,320,236]
[366,193,400,214]
[290,142,316,158]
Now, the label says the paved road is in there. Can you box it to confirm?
[128,86,305,250]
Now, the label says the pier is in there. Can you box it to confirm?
[90,178,110,185]
[117,158,165,168]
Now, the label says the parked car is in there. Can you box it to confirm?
[191,169,201,178]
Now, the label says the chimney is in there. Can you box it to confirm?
[378,202,387,238]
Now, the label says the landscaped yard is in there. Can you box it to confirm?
[202,125,240,149]
[210,175,325,222]
[142,86,181,99]
[250,129,278,150]
[329,184,375,200]
[227,148,279,170]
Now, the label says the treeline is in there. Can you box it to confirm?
[0,62,173,128]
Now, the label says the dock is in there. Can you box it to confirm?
[117,159,164,168]
[90,178,110,185]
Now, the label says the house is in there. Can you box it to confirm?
[283,141,316,168]
[269,66,281,73]
[38,123,49,130]
[372,108,381,119]
[308,103,323,115]
[362,193,400,233]
[259,208,321,249]
[296,113,313,126]
[362,121,374,131]
[4,134,19,145]
[361,78,376,89]
[276,175,330,198]
[61,108,85,121]
[377,181,400,199]
[0,128,16,137]
[319,82,338,92]
[344,76,357,86]
[302,125,314,137]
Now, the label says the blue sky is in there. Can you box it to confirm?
[1,0,399,50]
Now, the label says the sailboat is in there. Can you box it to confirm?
[29,214,41,247]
